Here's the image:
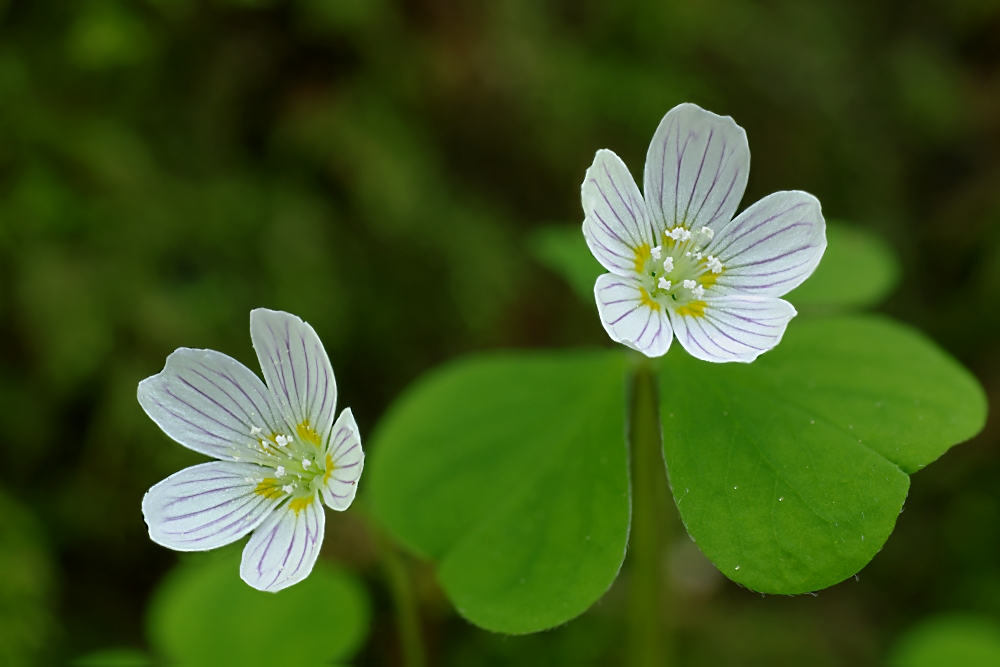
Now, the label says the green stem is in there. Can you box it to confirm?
[628,357,672,667]
[382,543,427,667]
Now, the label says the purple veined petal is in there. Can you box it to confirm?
[142,461,282,551]
[240,496,326,592]
[643,103,749,234]
[250,309,338,446]
[138,348,285,461]
[594,273,673,358]
[669,295,797,363]
[320,408,364,512]
[706,191,826,298]
[582,149,657,277]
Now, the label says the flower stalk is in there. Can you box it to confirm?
[382,542,427,667]
[628,357,672,667]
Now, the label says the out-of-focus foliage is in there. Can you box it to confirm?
[0,491,55,667]
[785,222,901,310]
[71,647,153,666]
[887,614,1000,667]
[147,549,370,666]
[529,225,604,305]
[0,0,997,664]
[370,351,630,633]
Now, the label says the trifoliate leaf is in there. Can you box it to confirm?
[369,351,630,633]
[660,315,986,594]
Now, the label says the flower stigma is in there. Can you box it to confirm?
[633,225,725,311]
[248,424,329,502]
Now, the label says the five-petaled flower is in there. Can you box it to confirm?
[583,103,827,361]
[138,309,364,592]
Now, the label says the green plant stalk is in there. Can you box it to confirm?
[628,357,671,667]
[382,544,427,667]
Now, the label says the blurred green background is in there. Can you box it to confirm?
[1,0,999,664]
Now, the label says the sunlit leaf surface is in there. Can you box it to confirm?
[887,614,1000,667]
[148,550,370,666]
[786,221,901,309]
[660,315,986,593]
[369,351,630,633]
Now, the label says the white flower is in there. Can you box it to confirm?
[138,309,364,592]
[582,103,826,362]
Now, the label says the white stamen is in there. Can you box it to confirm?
[282,484,294,494]
[658,278,672,290]
[706,255,723,274]
[286,435,293,443]
[692,285,706,299]
[694,252,703,260]
[275,435,288,446]
[650,245,662,259]
[685,251,692,257]
[667,227,692,242]
[700,226,714,241]
[682,280,697,290]
[302,458,312,468]
[662,256,674,273]
[276,466,285,477]
[250,426,262,435]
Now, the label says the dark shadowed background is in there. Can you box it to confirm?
[1,0,999,664]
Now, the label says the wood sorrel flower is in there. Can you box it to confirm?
[583,103,826,361]
[138,309,364,592]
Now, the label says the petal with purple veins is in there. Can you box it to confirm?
[142,461,281,552]
[137,349,284,461]
[321,408,364,512]
[582,149,656,277]
[250,309,338,443]
[706,191,826,298]
[240,495,326,593]
[643,103,749,234]
[595,273,673,358]
[669,295,797,363]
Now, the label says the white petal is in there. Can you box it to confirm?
[643,103,749,233]
[669,296,796,363]
[250,309,337,442]
[582,149,656,276]
[240,497,326,592]
[321,408,364,511]
[138,348,285,461]
[142,461,281,551]
[707,191,826,297]
[594,273,673,358]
